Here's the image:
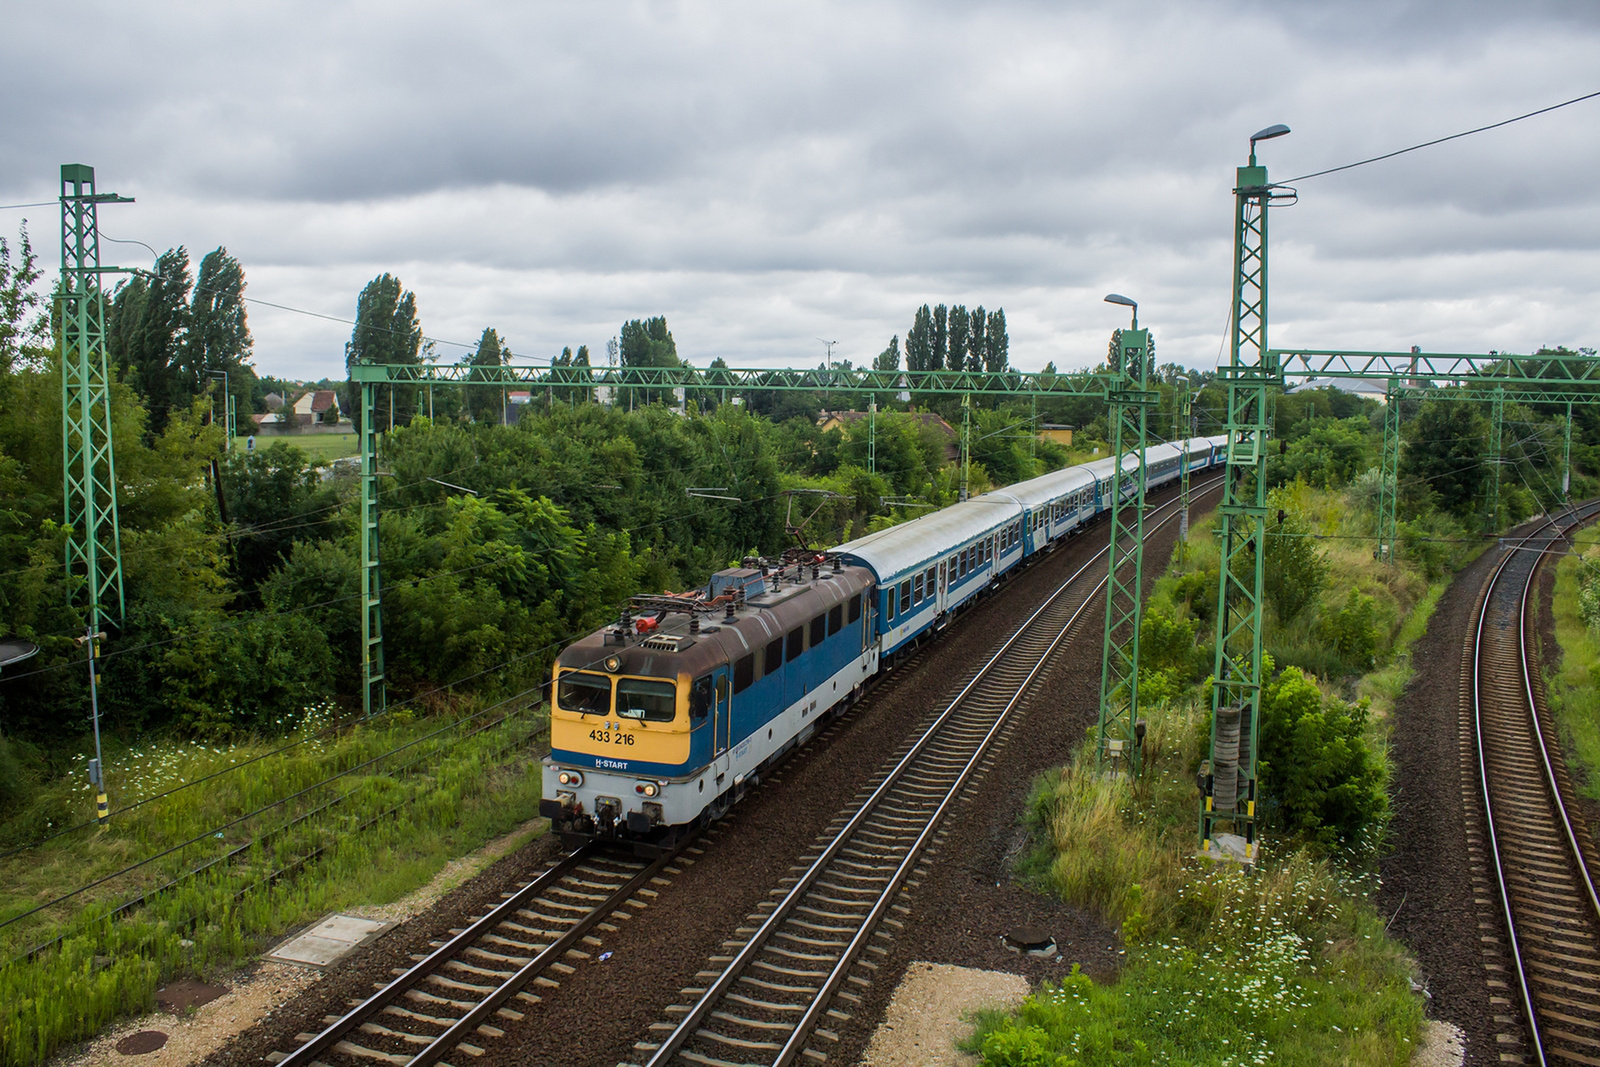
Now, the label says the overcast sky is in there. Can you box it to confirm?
[4,1,1598,380]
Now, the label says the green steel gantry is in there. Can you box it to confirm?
[1095,310,1156,774]
[1195,129,1600,856]
[1198,134,1288,861]
[58,164,133,633]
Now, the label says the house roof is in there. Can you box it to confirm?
[309,390,339,412]
[1285,378,1389,398]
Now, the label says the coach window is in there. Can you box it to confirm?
[848,593,861,624]
[899,581,911,613]
[912,572,924,602]
[733,654,754,694]
[787,627,804,662]
[617,678,677,722]
[558,671,611,716]
[805,615,821,648]
[828,604,842,635]
[765,637,783,676]
[690,674,714,719]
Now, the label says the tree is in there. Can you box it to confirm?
[1401,395,1489,516]
[345,273,422,431]
[984,309,1009,372]
[874,335,900,372]
[184,247,257,419]
[906,306,933,372]
[619,316,678,404]
[0,223,46,374]
[109,247,191,434]
[948,306,971,375]
[968,306,987,373]
[466,327,507,424]
[932,304,950,372]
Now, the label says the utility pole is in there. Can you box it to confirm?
[817,338,839,375]
[1174,376,1192,562]
[1486,385,1505,533]
[959,394,971,501]
[77,629,109,823]
[1199,124,1291,863]
[1095,295,1155,775]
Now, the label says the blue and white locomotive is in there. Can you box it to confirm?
[540,435,1227,850]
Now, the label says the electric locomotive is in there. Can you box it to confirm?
[541,554,877,851]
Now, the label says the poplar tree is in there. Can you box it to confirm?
[985,308,1009,372]
[186,247,256,420]
[948,306,971,374]
[968,306,987,373]
[467,327,506,424]
[906,306,933,372]
[874,335,900,372]
[109,247,191,434]
[932,304,949,372]
[345,273,423,430]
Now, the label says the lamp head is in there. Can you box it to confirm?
[1103,293,1138,328]
[1248,124,1290,165]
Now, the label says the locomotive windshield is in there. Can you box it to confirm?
[616,678,677,722]
[558,671,611,715]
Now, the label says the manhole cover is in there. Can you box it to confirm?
[1004,927,1057,956]
[115,1031,169,1055]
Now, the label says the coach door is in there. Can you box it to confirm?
[712,667,732,781]
[938,561,948,611]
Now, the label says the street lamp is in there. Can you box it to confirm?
[1248,123,1291,165]
[1103,293,1137,330]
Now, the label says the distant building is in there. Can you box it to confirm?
[816,409,960,462]
[262,392,286,411]
[1038,424,1074,447]
[291,389,342,425]
[1285,378,1390,405]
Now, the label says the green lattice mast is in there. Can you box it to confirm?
[1200,127,1290,860]
[59,164,131,631]
[1095,296,1155,774]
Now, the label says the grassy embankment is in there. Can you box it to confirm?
[970,481,1480,1066]
[0,698,547,1067]
[1547,528,1600,805]
[232,432,359,462]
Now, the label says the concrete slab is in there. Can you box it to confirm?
[267,913,392,968]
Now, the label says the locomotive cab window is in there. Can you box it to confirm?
[617,678,677,722]
[558,671,611,716]
[828,604,842,635]
[733,654,755,694]
[765,637,784,676]
[810,615,826,647]
[787,627,804,662]
[690,674,714,719]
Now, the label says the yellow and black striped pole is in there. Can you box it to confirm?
[79,628,109,825]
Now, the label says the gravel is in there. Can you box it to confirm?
[858,962,1028,1067]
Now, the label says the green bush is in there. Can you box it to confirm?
[1317,588,1381,671]
[1263,491,1327,621]
[1258,666,1388,853]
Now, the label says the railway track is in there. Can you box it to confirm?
[630,483,1207,1067]
[272,845,677,1067]
[1474,502,1600,1066]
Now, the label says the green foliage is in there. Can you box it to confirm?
[344,273,423,429]
[1258,666,1388,853]
[1317,588,1381,670]
[1401,395,1488,516]
[1269,416,1369,489]
[1262,490,1327,621]
[0,224,46,374]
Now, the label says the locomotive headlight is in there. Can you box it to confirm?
[634,781,659,797]
[603,655,622,673]
[557,769,584,787]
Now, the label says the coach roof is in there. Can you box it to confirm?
[832,496,1021,581]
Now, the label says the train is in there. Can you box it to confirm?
[539,434,1229,851]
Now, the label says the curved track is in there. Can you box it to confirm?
[273,846,674,1067]
[632,482,1209,1067]
[1474,502,1600,1066]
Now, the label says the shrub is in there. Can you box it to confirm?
[1258,667,1388,853]
[1263,490,1327,622]
[1317,588,1381,672]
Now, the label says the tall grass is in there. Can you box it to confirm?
[1547,536,1600,803]
[0,701,547,1067]
[989,702,1423,1066]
